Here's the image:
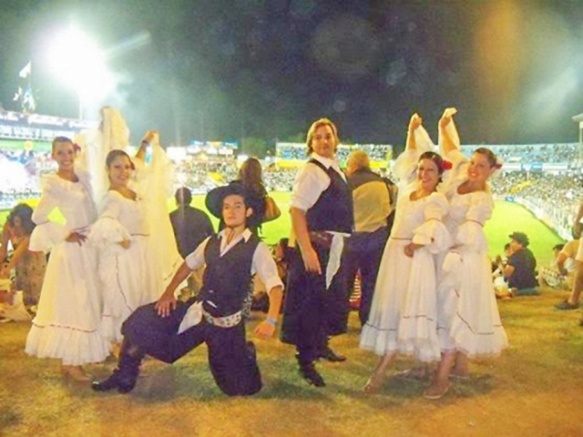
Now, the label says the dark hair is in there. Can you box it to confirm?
[7,203,36,235]
[418,151,446,175]
[52,136,73,152]
[474,147,498,168]
[238,157,267,198]
[175,187,192,205]
[105,149,135,170]
[553,244,565,251]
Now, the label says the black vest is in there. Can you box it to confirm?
[198,233,260,317]
[305,159,353,233]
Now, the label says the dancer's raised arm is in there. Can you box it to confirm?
[406,113,423,151]
[438,107,460,156]
[135,130,157,162]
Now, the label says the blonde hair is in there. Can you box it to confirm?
[346,150,370,171]
[306,118,339,155]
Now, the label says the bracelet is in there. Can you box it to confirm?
[266,317,278,326]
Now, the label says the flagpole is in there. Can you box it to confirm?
[78,96,84,120]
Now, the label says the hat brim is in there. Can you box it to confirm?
[205,183,250,219]
[509,233,528,246]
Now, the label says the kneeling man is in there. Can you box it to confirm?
[92,183,283,396]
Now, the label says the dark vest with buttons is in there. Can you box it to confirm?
[198,233,260,317]
[305,159,353,233]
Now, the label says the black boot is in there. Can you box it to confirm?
[317,336,346,362]
[92,341,144,394]
[318,345,346,362]
[296,355,325,387]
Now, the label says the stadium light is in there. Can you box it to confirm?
[47,27,114,119]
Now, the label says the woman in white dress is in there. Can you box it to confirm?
[89,131,181,348]
[25,137,109,381]
[360,114,451,393]
[427,108,508,399]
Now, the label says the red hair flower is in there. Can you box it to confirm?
[441,160,453,171]
[73,143,81,153]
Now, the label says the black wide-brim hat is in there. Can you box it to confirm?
[205,182,252,219]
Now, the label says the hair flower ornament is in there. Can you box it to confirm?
[441,160,453,171]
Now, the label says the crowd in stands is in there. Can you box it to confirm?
[169,159,239,194]
[0,150,54,208]
[2,142,583,243]
[276,143,392,163]
[490,172,583,239]
[461,143,579,164]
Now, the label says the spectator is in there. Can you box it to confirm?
[0,203,46,307]
[493,243,512,299]
[539,241,578,289]
[504,232,538,295]
[555,200,583,311]
[169,187,214,296]
[251,238,292,313]
[170,187,214,259]
[227,157,268,235]
[344,150,391,326]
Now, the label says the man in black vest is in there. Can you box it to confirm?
[280,118,354,387]
[344,150,392,326]
[92,183,284,396]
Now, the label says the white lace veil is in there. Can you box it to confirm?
[142,133,182,288]
[74,107,130,204]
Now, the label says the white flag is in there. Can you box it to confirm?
[19,61,31,78]
[13,86,23,101]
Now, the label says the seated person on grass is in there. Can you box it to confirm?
[504,232,538,296]
[493,243,512,299]
[539,240,578,290]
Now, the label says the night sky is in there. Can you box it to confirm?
[1,0,582,152]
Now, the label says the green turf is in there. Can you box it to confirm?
[485,201,562,266]
[1,195,563,265]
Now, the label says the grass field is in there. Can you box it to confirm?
[177,192,565,266]
[2,284,583,435]
[1,193,563,266]
[1,194,581,436]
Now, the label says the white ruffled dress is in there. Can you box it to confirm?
[360,151,451,363]
[89,145,182,344]
[436,149,508,357]
[25,172,109,366]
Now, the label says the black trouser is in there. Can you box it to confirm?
[122,299,262,396]
[280,244,349,364]
[343,227,389,326]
